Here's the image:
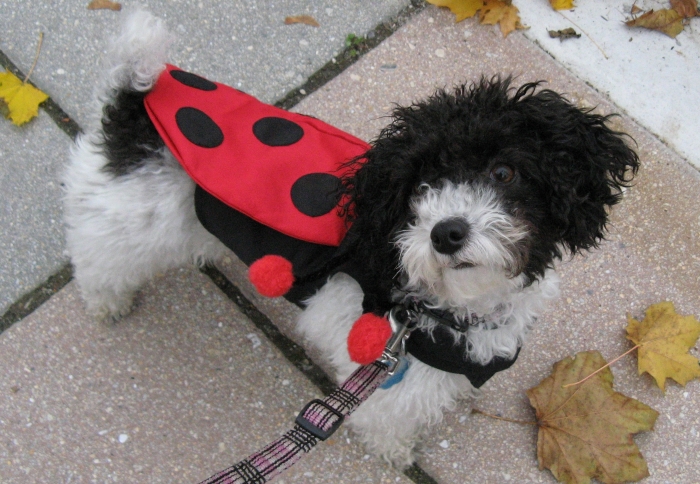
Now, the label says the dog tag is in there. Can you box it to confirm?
[380,356,410,389]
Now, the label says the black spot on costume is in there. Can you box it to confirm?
[175,107,224,148]
[253,117,305,147]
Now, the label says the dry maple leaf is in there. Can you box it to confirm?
[549,0,575,10]
[427,0,524,36]
[527,351,658,484]
[626,8,685,37]
[480,0,524,36]
[0,70,49,126]
[87,0,122,10]
[670,0,699,17]
[626,301,700,392]
[284,15,320,27]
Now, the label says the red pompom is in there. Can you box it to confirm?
[347,313,393,365]
[248,255,295,298]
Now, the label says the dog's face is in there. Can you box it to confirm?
[342,78,639,306]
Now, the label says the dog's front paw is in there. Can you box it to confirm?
[349,417,423,470]
[83,289,136,321]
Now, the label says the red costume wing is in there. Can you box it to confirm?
[144,65,369,247]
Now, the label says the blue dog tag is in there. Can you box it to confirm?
[380,356,410,389]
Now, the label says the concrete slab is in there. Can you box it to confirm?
[0,268,411,483]
[0,0,412,127]
[0,114,68,315]
[233,8,699,483]
[517,0,700,170]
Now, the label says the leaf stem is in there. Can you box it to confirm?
[471,408,537,426]
[562,344,641,388]
[557,11,609,60]
[24,32,44,84]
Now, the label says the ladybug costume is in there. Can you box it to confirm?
[143,65,518,388]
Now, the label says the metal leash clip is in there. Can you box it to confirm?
[378,305,417,375]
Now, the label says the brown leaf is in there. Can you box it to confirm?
[548,27,581,40]
[284,15,320,27]
[626,9,684,38]
[671,0,698,17]
[527,351,658,484]
[87,0,122,11]
[626,301,700,392]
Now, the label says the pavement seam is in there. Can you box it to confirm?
[275,0,426,110]
[0,50,82,140]
[0,263,73,335]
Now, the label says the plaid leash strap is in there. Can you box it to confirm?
[199,361,389,484]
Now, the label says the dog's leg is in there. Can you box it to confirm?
[63,9,228,318]
[296,273,365,378]
[64,144,226,319]
[349,360,477,468]
[298,273,476,467]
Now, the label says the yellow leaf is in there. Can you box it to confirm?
[626,301,700,392]
[429,0,524,37]
[549,0,575,10]
[527,351,658,484]
[426,0,485,22]
[498,6,521,36]
[0,71,49,126]
[479,0,505,24]
[284,15,320,27]
[479,0,523,37]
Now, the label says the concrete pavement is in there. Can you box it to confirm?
[2,1,699,483]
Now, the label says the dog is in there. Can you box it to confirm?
[63,10,639,468]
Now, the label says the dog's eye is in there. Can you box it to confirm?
[414,184,431,196]
[489,165,516,184]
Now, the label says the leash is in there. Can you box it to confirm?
[198,306,416,484]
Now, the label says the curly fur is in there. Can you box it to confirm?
[64,9,639,469]
[341,79,638,290]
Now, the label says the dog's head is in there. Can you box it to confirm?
[341,77,639,306]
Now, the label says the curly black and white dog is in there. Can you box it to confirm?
[64,10,639,467]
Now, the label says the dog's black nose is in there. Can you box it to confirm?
[430,218,470,255]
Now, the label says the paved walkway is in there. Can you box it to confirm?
[1,1,699,483]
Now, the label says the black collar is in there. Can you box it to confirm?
[409,300,485,333]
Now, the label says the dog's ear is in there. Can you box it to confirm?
[340,142,418,279]
[519,88,640,254]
